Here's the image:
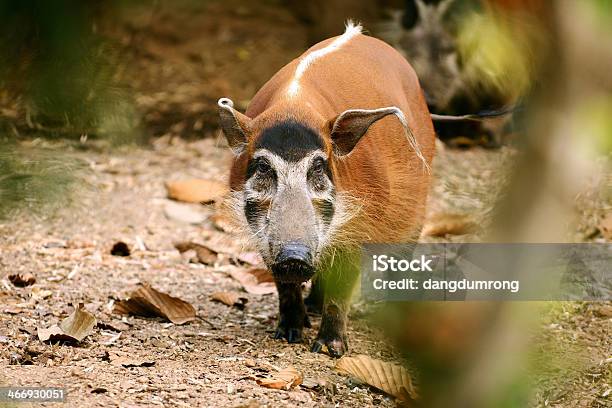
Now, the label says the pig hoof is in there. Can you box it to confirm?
[274,326,303,343]
[311,336,348,358]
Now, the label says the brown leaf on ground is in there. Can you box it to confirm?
[3,306,24,315]
[210,291,248,309]
[422,213,478,237]
[600,214,612,240]
[37,325,66,343]
[335,355,418,402]
[30,287,53,301]
[38,304,97,344]
[174,241,218,265]
[166,179,228,204]
[229,267,276,295]
[195,246,217,265]
[8,273,36,287]
[235,251,264,266]
[113,283,196,325]
[164,201,206,224]
[110,241,131,257]
[256,366,303,390]
[210,211,239,233]
[247,267,274,283]
[59,304,97,341]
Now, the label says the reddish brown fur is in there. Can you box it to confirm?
[229,32,435,245]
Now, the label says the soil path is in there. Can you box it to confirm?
[1,139,609,407]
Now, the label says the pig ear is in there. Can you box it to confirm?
[329,107,402,156]
[218,98,252,154]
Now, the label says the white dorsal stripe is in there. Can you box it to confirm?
[287,21,362,97]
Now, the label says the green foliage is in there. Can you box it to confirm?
[579,97,612,155]
[0,0,141,143]
[0,0,138,216]
[593,0,612,19]
[0,146,84,219]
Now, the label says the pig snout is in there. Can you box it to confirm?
[271,242,315,283]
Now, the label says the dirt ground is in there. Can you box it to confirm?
[0,137,609,407]
[0,137,400,408]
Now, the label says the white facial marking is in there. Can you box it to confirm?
[287,21,362,97]
[227,148,361,265]
[250,149,327,193]
[243,149,336,260]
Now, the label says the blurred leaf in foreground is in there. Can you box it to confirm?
[0,146,84,219]
[0,0,140,143]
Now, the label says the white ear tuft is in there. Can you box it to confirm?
[217,97,252,154]
[218,98,234,109]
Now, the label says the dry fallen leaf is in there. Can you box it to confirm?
[210,212,236,233]
[229,267,276,295]
[422,213,478,237]
[8,273,36,287]
[30,287,53,301]
[210,292,248,310]
[174,241,218,265]
[113,283,196,325]
[256,366,303,390]
[335,354,418,402]
[3,306,23,315]
[166,179,228,204]
[37,325,66,343]
[38,304,97,344]
[164,201,206,224]
[235,251,264,266]
[247,267,274,283]
[59,304,97,341]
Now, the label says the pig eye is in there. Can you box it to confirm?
[310,158,326,176]
[308,158,329,191]
[255,159,272,175]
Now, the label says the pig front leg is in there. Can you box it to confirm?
[311,253,359,357]
[274,282,311,343]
